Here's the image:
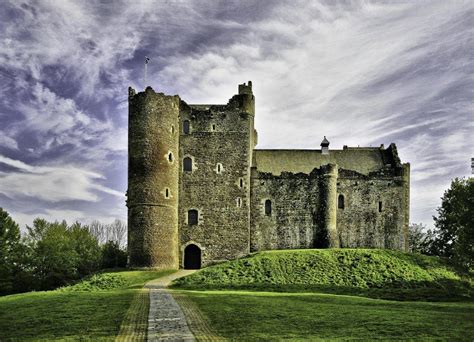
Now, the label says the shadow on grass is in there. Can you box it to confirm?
[171,278,473,302]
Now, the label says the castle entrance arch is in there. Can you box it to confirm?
[184,244,201,269]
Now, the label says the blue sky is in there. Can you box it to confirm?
[0,0,472,229]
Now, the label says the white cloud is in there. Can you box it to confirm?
[0,0,471,230]
[0,155,123,202]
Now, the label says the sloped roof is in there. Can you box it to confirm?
[253,147,391,175]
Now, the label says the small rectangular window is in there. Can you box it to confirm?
[378,201,383,212]
[183,120,190,134]
[265,200,272,216]
[183,157,192,172]
[188,209,198,225]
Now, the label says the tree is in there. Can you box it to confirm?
[25,219,102,290]
[101,241,128,269]
[109,219,127,249]
[69,222,101,276]
[432,178,473,268]
[0,208,23,294]
[408,223,435,254]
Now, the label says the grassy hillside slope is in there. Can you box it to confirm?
[0,270,173,341]
[172,249,472,300]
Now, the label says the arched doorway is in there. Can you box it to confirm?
[184,244,201,269]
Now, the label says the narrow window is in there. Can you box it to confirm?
[265,200,272,216]
[168,152,173,162]
[237,197,242,207]
[183,120,190,134]
[171,125,175,134]
[165,188,169,198]
[338,194,345,209]
[378,201,383,213]
[212,124,216,131]
[239,178,244,188]
[216,163,222,174]
[188,209,198,225]
[183,157,192,172]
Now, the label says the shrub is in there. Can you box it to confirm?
[101,241,128,269]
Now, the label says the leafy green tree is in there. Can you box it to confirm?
[69,222,101,276]
[26,220,102,290]
[0,208,22,294]
[101,241,128,269]
[432,178,473,268]
[408,223,436,254]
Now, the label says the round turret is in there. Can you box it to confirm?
[127,86,180,268]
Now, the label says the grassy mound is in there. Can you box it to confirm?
[172,249,472,301]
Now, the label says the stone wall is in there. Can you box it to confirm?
[250,169,323,251]
[178,86,255,266]
[336,168,407,250]
[127,87,180,268]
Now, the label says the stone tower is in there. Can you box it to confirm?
[127,86,180,269]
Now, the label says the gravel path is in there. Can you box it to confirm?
[145,270,197,342]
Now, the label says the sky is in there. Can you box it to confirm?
[0,0,472,230]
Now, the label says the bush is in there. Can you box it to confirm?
[101,241,128,269]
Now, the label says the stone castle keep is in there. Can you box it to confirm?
[127,82,410,269]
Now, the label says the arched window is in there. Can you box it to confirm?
[183,120,190,134]
[188,209,198,225]
[183,157,192,172]
[265,199,272,216]
[338,195,345,209]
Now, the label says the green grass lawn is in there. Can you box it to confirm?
[179,289,474,340]
[172,249,473,340]
[0,269,174,341]
[173,249,472,301]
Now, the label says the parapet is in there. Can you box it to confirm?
[238,81,253,95]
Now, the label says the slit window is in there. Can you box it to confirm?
[183,120,190,134]
[212,124,216,131]
[237,197,242,207]
[165,188,169,198]
[338,195,345,209]
[239,178,244,188]
[171,125,175,134]
[216,163,222,174]
[188,209,198,225]
[378,201,383,212]
[183,157,192,172]
[265,200,272,216]
[168,152,173,162]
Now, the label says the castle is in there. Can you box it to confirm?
[127,82,410,269]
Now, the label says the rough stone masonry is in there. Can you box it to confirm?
[127,82,410,269]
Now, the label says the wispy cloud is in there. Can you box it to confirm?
[0,155,123,202]
[0,0,471,229]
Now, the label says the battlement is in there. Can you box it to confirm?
[238,81,253,95]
